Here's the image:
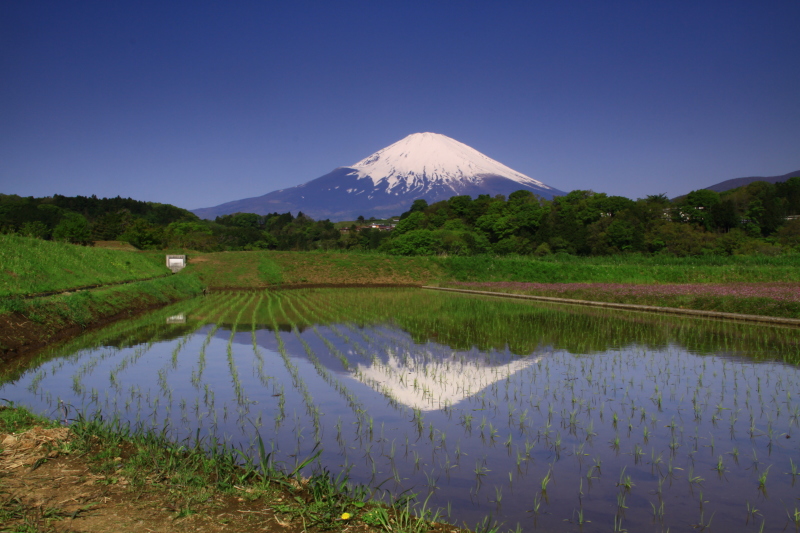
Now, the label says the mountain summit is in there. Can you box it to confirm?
[192,132,565,221]
[349,132,552,193]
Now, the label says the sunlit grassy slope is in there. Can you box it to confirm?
[183,250,800,288]
[4,236,797,297]
[438,253,800,283]
[0,234,170,297]
[183,251,444,288]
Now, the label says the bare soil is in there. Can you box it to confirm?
[0,298,170,367]
[92,241,139,251]
[0,425,457,533]
[0,426,281,532]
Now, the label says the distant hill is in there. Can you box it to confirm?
[704,169,800,193]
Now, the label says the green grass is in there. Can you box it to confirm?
[0,273,204,318]
[184,250,443,288]
[0,403,57,434]
[438,253,800,284]
[183,250,800,289]
[258,255,284,285]
[0,234,170,297]
[0,405,458,533]
[0,274,205,357]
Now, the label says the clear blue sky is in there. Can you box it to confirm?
[2,1,799,210]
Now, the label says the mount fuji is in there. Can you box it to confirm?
[192,132,565,221]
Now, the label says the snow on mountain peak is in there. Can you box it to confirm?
[350,132,549,191]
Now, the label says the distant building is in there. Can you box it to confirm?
[166,255,186,273]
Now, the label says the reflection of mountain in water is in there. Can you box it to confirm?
[352,345,544,411]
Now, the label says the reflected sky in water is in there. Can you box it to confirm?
[2,289,799,533]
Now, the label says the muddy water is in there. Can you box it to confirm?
[2,288,799,532]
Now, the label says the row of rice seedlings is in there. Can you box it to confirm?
[112,293,237,434]
[5,288,800,531]
[190,292,250,389]
[151,294,232,413]
[244,292,291,434]
[350,298,792,524]
[254,294,290,428]
[509,345,795,529]
[224,292,257,408]
[266,291,321,434]
[249,292,274,389]
[281,296,367,418]
[287,290,407,410]
[56,295,219,409]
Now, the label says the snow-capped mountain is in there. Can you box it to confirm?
[192,132,565,221]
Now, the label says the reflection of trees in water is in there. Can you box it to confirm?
[208,289,800,362]
[10,288,799,386]
[126,288,800,364]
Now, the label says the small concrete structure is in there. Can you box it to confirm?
[166,314,186,324]
[166,255,187,273]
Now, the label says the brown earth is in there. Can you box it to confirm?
[0,426,298,532]
[92,241,139,251]
[0,298,169,372]
[0,292,180,357]
[0,425,458,533]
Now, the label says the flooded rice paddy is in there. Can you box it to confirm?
[2,288,800,532]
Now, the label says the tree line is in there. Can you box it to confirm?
[2,177,799,256]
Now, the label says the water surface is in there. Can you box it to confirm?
[3,288,799,532]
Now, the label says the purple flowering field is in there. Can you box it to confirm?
[446,281,800,317]
[449,281,800,301]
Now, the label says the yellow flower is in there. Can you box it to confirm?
[341,513,351,520]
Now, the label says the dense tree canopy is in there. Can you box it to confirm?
[2,178,799,255]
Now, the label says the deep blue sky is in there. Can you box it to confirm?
[2,1,799,210]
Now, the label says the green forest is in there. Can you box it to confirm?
[2,177,799,257]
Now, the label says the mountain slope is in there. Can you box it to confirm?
[704,169,800,193]
[193,133,565,221]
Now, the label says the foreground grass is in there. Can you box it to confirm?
[0,405,462,533]
[0,234,170,298]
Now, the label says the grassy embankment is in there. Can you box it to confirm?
[0,234,171,297]
[436,254,800,318]
[0,235,204,356]
[183,250,800,318]
[183,250,444,288]
[439,253,800,283]
[0,404,453,533]
[4,236,799,357]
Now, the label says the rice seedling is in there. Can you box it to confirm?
[758,466,770,493]
[617,467,634,492]
[787,507,800,531]
[3,287,800,533]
